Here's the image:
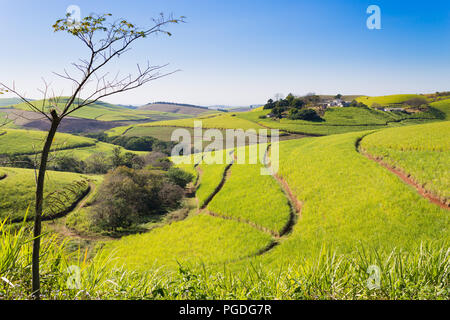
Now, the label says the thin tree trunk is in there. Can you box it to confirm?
[32,110,59,300]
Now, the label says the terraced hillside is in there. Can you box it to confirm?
[0,167,93,221]
[115,103,442,138]
[258,130,448,267]
[140,113,266,130]
[2,98,190,122]
[0,129,96,155]
[139,102,215,116]
[355,94,426,106]
[1,94,449,300]
[104,123,448,276]
[236,107,440,135]
[0,128,146,162]
[360,121,450,206]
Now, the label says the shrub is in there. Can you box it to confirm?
[141,152,173,170]
[288,108,322,121]
[404,97,429,108]
[91,167,183,231]
[85,152,111,174]
[50,155,86,173]
[158,182,184,209]
[166,167,194,188]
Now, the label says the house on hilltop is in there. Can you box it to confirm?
[323,99,351,108]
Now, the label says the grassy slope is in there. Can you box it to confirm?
[103,213,273,271]
[108,98,445,138]
[4,98,189,122]
[360,121,450,201]
[430,98,450,120]
[207,145,291,235]
[208,163,291,235]
[0,129,95,155]
[55,141,147,161]
[356,94,425,106]
[118,126,195,141]
[254,131,449,267]
[196,163,229,208]
[140,113,266,130]
[0,98,23,106]
[235,105,439,135]
[0,128,147,161]
[0,167,91,220]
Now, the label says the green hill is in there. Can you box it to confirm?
[3,97,190,122]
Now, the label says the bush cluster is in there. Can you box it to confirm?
[91,166,192,231]
[84,132,175,154]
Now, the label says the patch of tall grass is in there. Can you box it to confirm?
[258,131,449,266]
[360,121,450,201]
[1,215,448,299]
[0,167,91,220]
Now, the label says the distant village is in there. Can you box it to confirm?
[262,93,429,121]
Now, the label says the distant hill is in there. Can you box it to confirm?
[116,104,138,110]
[0,98,30,107]
[208,104,262,112]
[139,102,211,115]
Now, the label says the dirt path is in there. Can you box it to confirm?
[75,182,96,210]
[120,125,135,136]
[265,145,302,237]
[194,144,304,265]
[362,151,449,210]
[199,157,234,210]
[10,182,93,224]
[356,134,449,211]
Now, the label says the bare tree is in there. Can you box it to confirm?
[0,12,184,300]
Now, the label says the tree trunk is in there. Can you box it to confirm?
[32,110,60,300]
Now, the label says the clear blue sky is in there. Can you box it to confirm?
[0,0,449,106]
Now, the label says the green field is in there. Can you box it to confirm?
[0,128,148,163]
[0,167,92,221]
[255,131,448,267]
[110,126,192,141]
[103,213,273,270]
[360,121,450,202]
[140,113,266,130]
[2,98,190,122]
[207,146,291,235]
[429,98,450,119]
[208,162,291,235]
[356,94,426,106]
[135,104,440,137]
[0,129,95,155]
[196,163,229,208]
[1,93,449,300]
[96,127,449,280]
[104,98,446,139]
[235,106,440,135]
[54,141,147,161]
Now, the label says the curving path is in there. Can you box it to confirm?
[266,145,302,238]
[193,145,303,259]
[357,134,449,211]
[9,181,93,224]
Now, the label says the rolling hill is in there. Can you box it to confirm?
[139,102,216,115]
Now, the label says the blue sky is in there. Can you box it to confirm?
[0,0,449,106]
